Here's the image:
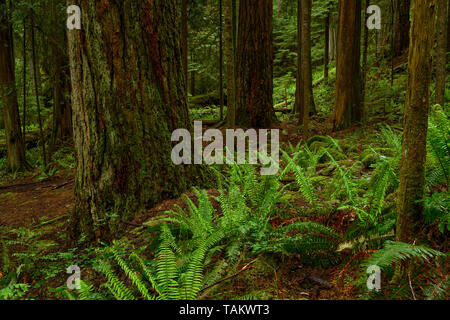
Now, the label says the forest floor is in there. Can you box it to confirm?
[1,107,447,300]
[0,118,388,300]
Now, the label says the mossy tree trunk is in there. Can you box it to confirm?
[333,0,362,130]
[295,0,315,121]
[235,0,275,128]
[435,0,448,107]
[50,0,72,151]
[396,0,437,244]
[299,0,314,137]
[181,0,188,86]
[67,0,207,242]
[294,0,303,116]
[0,0,27,171]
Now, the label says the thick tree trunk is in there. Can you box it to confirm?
[393,0,411,57]
[235,0,275,128]
[225,0,236,128]
[0,0,26,171]
[435,0,448,106]
[67,0,208,242]
[333,0,362,130]
[396,0,437,244]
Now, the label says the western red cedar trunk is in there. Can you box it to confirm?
[333,0,362,130]
[225,0,236,128]
[181,0,188,85]
[396,0,437,244]
[294,0,303,116]
[393,0,411,57]
[435,0,448,106]
[235,0,275,128]
[0,0,26,171]
[67,0,208,242]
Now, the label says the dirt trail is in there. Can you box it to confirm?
[0,176,74,228]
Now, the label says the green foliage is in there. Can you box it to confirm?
[96,224,223,300]
[363,241,446,270]
[426,108,450,188]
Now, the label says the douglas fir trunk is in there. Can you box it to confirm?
[333,0,362,130]
[67,0,208,242]
[235,0,275,128]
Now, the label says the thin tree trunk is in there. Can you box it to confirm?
[294,0,303,116]
[362,0,370,123]
[396,0,437,244]
[31,15,47,167]
[225,0,236,128]
[67,0,210,242]
[0,0,27,171]
[235,0,275,128]
[435,0,448,106]
[324,12,330,80]
[22,19,27,141]
[333,0,362,130]
[300,0,314,133]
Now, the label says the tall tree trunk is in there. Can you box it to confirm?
[235,0,275,128]
[435,0,448,106]
[225,0,236,128]
[328,14,337,62]
[294,0,303,116]
[333,0,362,130]
[67,0,209,242]
[324,12,330,80]
[396,0,437,244]
[299,0,314,133]
[50,0,72,152]
[301,0,315,118]
[31,15,47,167]
[362,0,370,123]
[181,0,188,86]
[393,0,411,57]
[0,0,27,171]
[22,18,27,141]
[219,0,224,121]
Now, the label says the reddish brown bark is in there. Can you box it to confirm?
[235,0,275,128]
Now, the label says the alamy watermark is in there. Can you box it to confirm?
[66,265,81,290]
[367,265,381,292]
[171,121,280,176]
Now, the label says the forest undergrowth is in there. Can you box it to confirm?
[1,89,448,300]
